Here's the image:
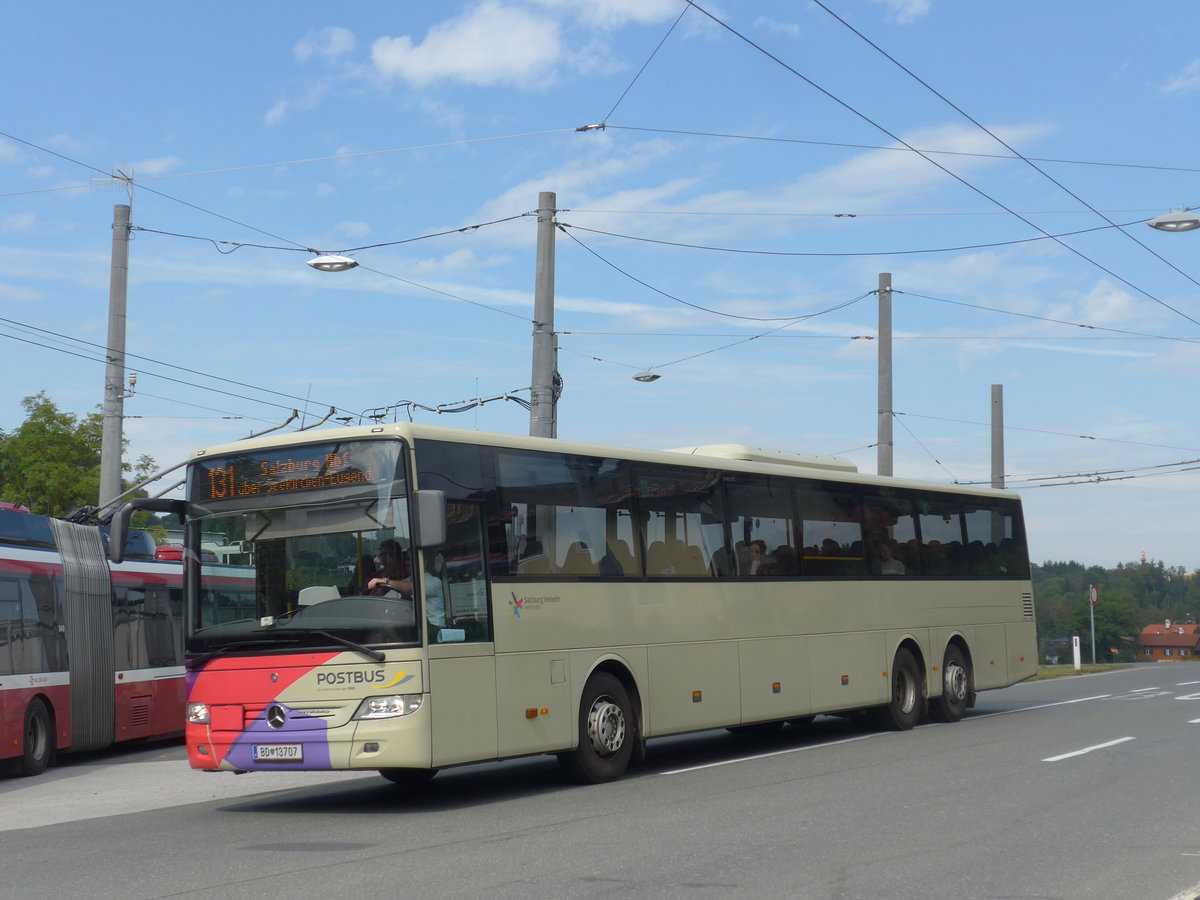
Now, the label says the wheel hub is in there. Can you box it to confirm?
[585,697,626,757]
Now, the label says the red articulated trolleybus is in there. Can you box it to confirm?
[112,423,1038,787]
[0,506,253,775]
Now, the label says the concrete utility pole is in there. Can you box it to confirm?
[529,191,558,438]
[99,204,131,509]
[876,272,893,476]
[991,384,1005,489]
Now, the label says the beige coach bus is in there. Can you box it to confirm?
[112,423,1037,784]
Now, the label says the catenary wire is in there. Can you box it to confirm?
[598,4,691,125]
[560,216,1148,258]
[679,1,1200,329]
[810,0,1200,293]
[597,125,1200,177]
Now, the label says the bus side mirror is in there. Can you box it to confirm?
[411,490,446,549]
[110,498,190,563]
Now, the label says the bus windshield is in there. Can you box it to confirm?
[187,497,430,662]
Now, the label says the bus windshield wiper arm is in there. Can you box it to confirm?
[269,628,386,662]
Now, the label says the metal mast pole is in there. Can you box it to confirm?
[991,384,1005,490]
[529,191,558,438]
[99,203,131,508]
[877,272,893,476]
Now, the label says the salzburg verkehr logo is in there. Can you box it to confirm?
[509,593,524,618]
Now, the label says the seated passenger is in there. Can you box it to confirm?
[876,541,905,575]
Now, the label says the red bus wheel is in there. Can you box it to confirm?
[18,700,52,777]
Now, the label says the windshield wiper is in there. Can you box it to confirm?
[268,627,386,662]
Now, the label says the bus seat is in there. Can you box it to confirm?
[298,585,341,606]
[646,541,672,576]
[517,554,553,576]
[670,540,709,576]
[560,541,597,576]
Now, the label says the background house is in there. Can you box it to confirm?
[1139,621,1200,661]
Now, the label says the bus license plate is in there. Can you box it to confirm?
[252,744,303,761]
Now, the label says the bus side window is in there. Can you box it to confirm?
[796,483,866,577]
[438,502,490,642]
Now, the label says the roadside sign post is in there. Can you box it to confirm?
[1088,584,1099,664]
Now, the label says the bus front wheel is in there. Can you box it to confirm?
[873,647,925,731]
[19,699,52,777]
[930,644,971,723]
[378,767,438,787]
[559,672,634,784]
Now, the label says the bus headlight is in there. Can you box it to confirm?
[186,702,210,725]
[352,694,423,720]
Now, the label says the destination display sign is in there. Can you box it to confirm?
[189,441,400,505]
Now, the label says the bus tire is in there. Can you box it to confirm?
[930,644,971,723]
[378,767,438,787]
[559,672,634,784]
[874,647,925,731]
[19,699,53,777]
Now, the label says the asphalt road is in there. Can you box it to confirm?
[3,664,1199,900]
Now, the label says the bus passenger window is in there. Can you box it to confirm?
[438,502,490,642]
[795,483,866,577]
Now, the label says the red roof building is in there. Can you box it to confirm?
[1139,620,1200,661]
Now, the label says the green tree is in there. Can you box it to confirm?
[1064,587,1143,662]
[0,392,155,517]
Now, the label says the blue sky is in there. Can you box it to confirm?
[3,1,1200,569]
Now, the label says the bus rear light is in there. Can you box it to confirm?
[353,694,423,720]
[186,702,210,725]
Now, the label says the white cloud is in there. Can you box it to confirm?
[1162,59,1200,94]
[1076,279,1139,325]
[872,0,932,24]
[754,16,802,39]
[316,183,337,196]
[265,100,289,126]
[0,282,41,302]
[527,0,682,29]
[371,2,562,88]
[1,213,38,234]
[408,248,481,275]
[294,26,356,62]
[130,156,183,177]
[335,221,373,239]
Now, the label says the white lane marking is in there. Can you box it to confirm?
[1129,687,1159,693]
[966,694,1110,721]
[662,694,1112,776]
[1177,681,1200,686]
[660,733,880,775]
[1042,736,1135,762]
[1188,719,1200,724]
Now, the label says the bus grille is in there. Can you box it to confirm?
[1022,593,1035,621]
[130,704,151,728]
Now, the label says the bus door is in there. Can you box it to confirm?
[426,502,498,767]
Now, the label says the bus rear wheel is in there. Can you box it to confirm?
[19,699,52,777]
[873,647,925,731]
[559,672,634,784]
[379,768,438,787]
[930,644,971,723]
